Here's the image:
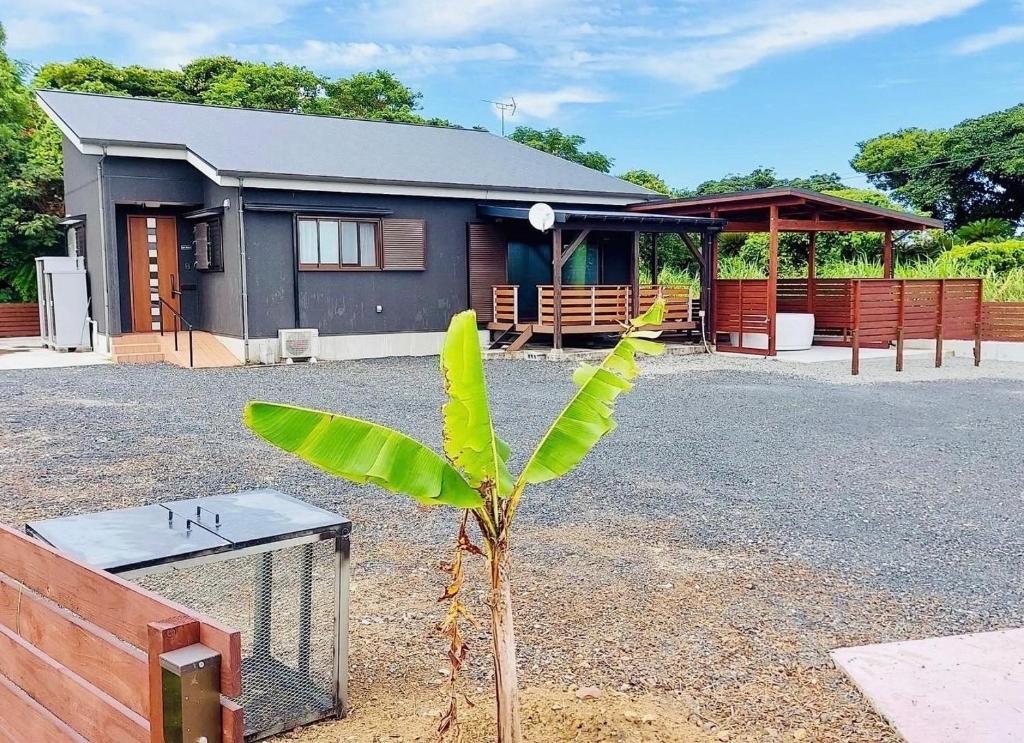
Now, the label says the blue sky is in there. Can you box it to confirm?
[3,0,1023,189]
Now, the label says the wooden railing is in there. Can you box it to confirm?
[538,285,630,327]
[0,523,243,742]
[492,285,519,325]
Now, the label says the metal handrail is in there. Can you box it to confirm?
[158,275,194,367]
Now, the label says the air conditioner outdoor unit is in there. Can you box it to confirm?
[279,328,319,363]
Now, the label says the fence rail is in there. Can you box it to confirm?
[982,302,1024,341]
[0,523,243,743]
[0,303,40,338]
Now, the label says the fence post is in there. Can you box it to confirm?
[896,280,906,372]
[738,279,745,348]
[148,617,199,743]
[158,644,223,743]
[935,279,945,368]
[851,281,861,376]
[974,280,983,367]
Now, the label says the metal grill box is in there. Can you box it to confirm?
[26,489,351,741]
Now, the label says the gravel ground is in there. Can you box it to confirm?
[1,351,1022,741]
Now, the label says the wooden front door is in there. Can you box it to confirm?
[127,215,180,332]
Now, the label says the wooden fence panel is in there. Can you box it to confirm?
[982,302,1024,341]
[942,280,983,341]
[0,524,244,743]
[0,303,39,338]
[0,574,149,718]
[714,279,770,354]
[0,625,149,743]
[0,672,87,743]
[0,524,241,696]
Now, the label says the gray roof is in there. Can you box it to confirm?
[37,90,655,199]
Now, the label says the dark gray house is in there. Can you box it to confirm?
[38,90,719,363]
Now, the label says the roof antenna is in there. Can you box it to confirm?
[484,98,516,136]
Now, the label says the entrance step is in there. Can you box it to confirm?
[112,333,165,364]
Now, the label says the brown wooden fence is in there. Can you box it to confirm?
[982,302,1024,342]
[0,523,243,743]
[714,279,771,355]
[0,303,40,338]
[719,278,989,374]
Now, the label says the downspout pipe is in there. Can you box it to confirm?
[96,147,112,352]
[238,178,250,362]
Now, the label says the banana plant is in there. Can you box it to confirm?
[243,298,666,743]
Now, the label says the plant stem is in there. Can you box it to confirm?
[489,544,523,743]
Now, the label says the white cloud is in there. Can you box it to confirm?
[505,86,609,119]
[631,0,984,92]
[240,40,518,72]
[2,0,986,105]
[361,0,577,40]
[955,24,1024,54]
[3,17,61,51]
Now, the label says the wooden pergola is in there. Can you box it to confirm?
[631,188,944,355]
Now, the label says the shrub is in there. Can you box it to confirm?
[953,219,1015,244]
[943,240,1024,273]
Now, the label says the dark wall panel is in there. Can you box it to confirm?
[197,182,243,336]
[242,190,476,338]
[61,140,106,332]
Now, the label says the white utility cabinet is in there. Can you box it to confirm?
[35,256,90,351]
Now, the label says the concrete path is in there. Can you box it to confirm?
[772,345,932,364]
[0,337,109,370]
[833,629,1024,743]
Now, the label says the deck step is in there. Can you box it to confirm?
[113,352,165,364]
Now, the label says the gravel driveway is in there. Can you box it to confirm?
[1,351,1022,741]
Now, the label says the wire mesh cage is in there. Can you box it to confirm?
[26,490,351,742]
[137,537,342,738]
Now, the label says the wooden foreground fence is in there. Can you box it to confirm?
[0,523,243,743]
[0,304,39,338]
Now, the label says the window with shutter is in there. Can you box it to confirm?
[381,218,427,271]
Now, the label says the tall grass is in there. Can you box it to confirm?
[650,258,1024,302]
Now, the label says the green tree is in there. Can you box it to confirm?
[198,61,324,111]
[244,301,667,743]
[0,24,63,302]
[34,57,188,100]
[317,69,423,120]
[508,126,612,172]
[692,166,844,195]
[179,56,241,99]
[852,104,1024,226]
[618,168,671,195]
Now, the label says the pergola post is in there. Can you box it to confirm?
[552,228,562,350]
[883,229,894,279]
[630,230,640,317]
[768,204,779,356]
[807,232,817,314]
[704,230,717,338]
[651,233,659,285]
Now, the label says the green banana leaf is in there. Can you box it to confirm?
[518,299,667,485]
[244,401,483,508]
[440,310,514,497]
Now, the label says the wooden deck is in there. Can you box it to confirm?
[112,332,241,368]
